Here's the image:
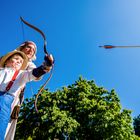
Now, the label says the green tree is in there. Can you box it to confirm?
[15,77,140,140]
[134,115,140,137]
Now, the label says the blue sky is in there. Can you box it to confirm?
[0,0,140,118]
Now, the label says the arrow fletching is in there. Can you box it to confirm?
[99,45,115,49]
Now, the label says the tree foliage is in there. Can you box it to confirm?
[134,115,140,137]
[15,77,140,140]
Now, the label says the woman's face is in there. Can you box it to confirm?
[5,54,24,70]
[21,44,35,59]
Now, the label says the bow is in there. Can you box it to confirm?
[20,17,53,113]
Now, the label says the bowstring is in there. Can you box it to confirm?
[20,18,25,42]
[20,19,35,97]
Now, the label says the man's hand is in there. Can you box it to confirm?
[43,54,54,72]
[44,54,54,66]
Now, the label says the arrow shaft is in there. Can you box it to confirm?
[114,46,140,48]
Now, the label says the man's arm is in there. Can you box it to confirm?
[32,54,54,78]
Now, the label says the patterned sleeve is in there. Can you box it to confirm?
[19,69,37,84]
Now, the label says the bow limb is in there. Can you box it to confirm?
[34,67,53,113]
[20,16,48,55]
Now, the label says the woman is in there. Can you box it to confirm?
[2,50,54,140]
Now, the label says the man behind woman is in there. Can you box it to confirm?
[0,41,54,140]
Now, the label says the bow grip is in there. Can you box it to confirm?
[44,55,54,66]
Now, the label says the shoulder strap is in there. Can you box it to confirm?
[5,70,19,92]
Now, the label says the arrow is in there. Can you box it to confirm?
[99,45,140,49]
